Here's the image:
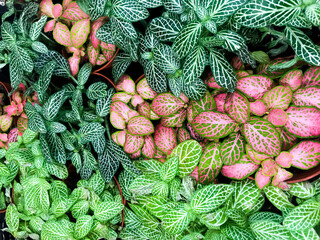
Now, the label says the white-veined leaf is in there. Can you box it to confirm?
[150,17,183,41]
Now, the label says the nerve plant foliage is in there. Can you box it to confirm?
[94,0,320,100]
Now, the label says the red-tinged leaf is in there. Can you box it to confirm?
[221,133,245,165]
[187,91,216,122]
[186,122,204,141]
[137,102,151,119]
[87,42,99,66]
[245,144,270,164]
[124,133,144,154]
[0,133,7,142]
[62,0,72,9]
[96,54,107,65]
[131,94,144,107]
[130,150,141,159]
[221,155,259,180]
[112,92,132,104]
[235,70,250,79]
[272,168,293,187]
[117,130,127,146]
[275,152,293,168]
[17,117,28,132]
[154,149,166,159]
[243,120,281,156]
[116,75,135,95]
[178,127,191,143]
[68,55,80,76]
[136,77,157,100]
[53,4,62,18]
[101,46,115,61]
[225,91,249,123]
[263,86,292,110]
[127,116,154,136]
[110,101,131,122]
[285,106,320,138]
[61,1,89,21]
[280,69,302,91]
[154,125,177,155]
[255,169,271,189]
[199,142,223,184]
[206,75,223,89]
[293,86,320,109]
[192,111,237,139]
[237,75,273,100]
[250,100,268,116]
[40,0,54,18]
[302,66,320,87]
[0,114,13,132]
[128,110,139,121]
[90,17,107,49]
[261,159,278,177]
[110,111,125,130]
[142,135,155,159]
[268,109,289,127]
[150,110,160,121]
[71,19,90,48]
[257,58,298,78]
[289,141,320,169]
[161,109,186,127]
[151,93,184,117]
[190,166,199,181]
[213,93,227,113]
[179,93,189,103]
[8,128,18,143]
[44,19,55,32]
[231,56,244,71]
[53,22,73,47]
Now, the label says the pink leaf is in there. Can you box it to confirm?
[237,75,273,100]
[268,109,289,127]
[186,122,204,141]
[8,128,18,143]
[255,169,271,189]
[192,111,237,139]
[128,110,139,121]
[124,133,144,154]
[235,70,250,79]
[0,133,7,142]
[151,93,184,117]
[263,86,292,110]
[199,142,223,184]
[292,86,320,109]
[62,0,72,9]
[53,4,63,18]
[154,125,177,155]
[101,47,115,62]
[250,100,268,116]
[40,0,54,18]
[96,54,107,65]
[71,19,90,48]
[53,22,73,47]
[154,149,166,159]
[112,131,120,145]
[44,19,55,32]
[61,2,90,21]
[68,55,80,76]
[0,114,13,132]
[161,109,187,128]
[177,127,191,143]
[137,102,151,119]
[127,116,154,136]
[257,58,299,78]
[6,103,17,116]
[17,117,28,132]
[272,168,293,186]
[289,141,320,169]
[214,93,227,113]
[275,152,293,168]
[150,110,160,120]
[112,92,132,104]
[87,42,99,66]
[302,66,320,87]
[206,75,223,89]
[136,77,157,100]
[243,120,281,156]
[110,101,131,122]
[245,144,270,164]
[285,106,320,138]
[280,69,302,91]
[90,17,107,49]
[221,155,259,180]
[225,91,249,123]
[110,111,125,130]
[131,94,144,107]
[190,166,199,181]
[187,91,216,123]
[231,56,244,71]
[142,135,156,159]
[116,75,135,95]
[179,93,189,103]
[130,150,141,159]
[221,133,245,165]
[279,128,297,151]
[117,130,127,146]
[261,159,278,177]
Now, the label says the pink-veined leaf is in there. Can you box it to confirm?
[235,70,250,79]
[245,144,270,164]
[101,46,115,61]
[96,53,107,65]
[0,133,7,142]
[275,152,293,168]
[250,100,268,116]
[87,42,99,66]
[124,133,144,154]
[261,159,278,177]
[100,41,116,50]
[111,131,119,145]
[150,110,160,120]
[257,58,299,78]
[53,22,72,46]
[62,0,72,9]
[71,19,90,48]
[268,108,289,127]
[117,130,127,146]
[116,75,135,95]
[255,169,271,189]
[231,56,244,71]
[192,111,237,139]
[154,125,177,155]
[0,114,13,132]
[90,17,107,48]
[221,155,259,180]
[17,117,28,132]
[243,120,281,156]
[151,93,184,117]
[199,142,223,184]
[206,75,223,89]
[127,116,154,136]
[289,141,320,169]
[142,135,156,159]
[279,128,297,151]
[221,133,245,165]
[112,92,132,104]
[178,127,191,143]
[280,69,302,91]
[237,75,273,100]
[263,86,292,110]
[186,122,204,141]
[61,1,89,21]
[187,91,216,123]
[8,128,18,143]
[110,101,131,122]
[154,149,166,159]
[161,109,187,128]
[214,93,227,113]
[225,91,249,123]
[272,168,293,188]
[131,94,144,107]
[179,93,189,103]
[53,4,62,18]
[68,55,80,76]
[285,106,320,138]
[137,102,151,119]
[292,86,320,109]
[44,19,55,32]
[40,0,54,18]
[302,66,320,87]
[136,77,157,100]
[110,111,125,130]
[128,110,139,121]
[130,150,141,159]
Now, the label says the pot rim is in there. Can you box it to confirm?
[92,48,120,74]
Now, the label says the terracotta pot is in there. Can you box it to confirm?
[0,81,12,102]
[135,74,145,84]
[91,72,117,90]
[92,48,120,74]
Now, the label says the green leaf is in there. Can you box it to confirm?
[200,209,228,228]
[289,228,320,240]
[129,175,159,196]
[112,0,149,22]
[135,160,162,179]
[74,215,94,239]
[112,53,132,82]
[0,162,9,177]
[29,15,47,41]
[31,41,48,54]
[41,221,70,240]
[160,156,179,182]
[71,200,89,219]
[1,22,15,43]
[284,27,320,66]
[208,0,247,19]
[183,46,206,85]
[96,23,115,44]
[15,46,34,73]
[251,51,271,64]
[289,182,316,199]
[50,181,68,202]
[216,30,246,52]
[182,76,207,101]
[288,14,312,29]
[191,184,234,214]
[162,209,190,234]
[110,17,137,40]
[226,209,247,228]
[168,75,182,97]
[129,203,160,229]
[9,52,23,90]
[234,0,301,28]
[6,204,19,232]
[87,82,108,100]
[173,22,202,58]
[250,220,290,240]
[222,224,255,240]
[137,0,162,8]
[209,50,237,92]
[144,60,167,92]
[87,0,106,21]
[153,43,180,74]
[88,171,105,196]
[249,212,283,224]
[150,17,183,41]
[79,123,105,144]
[98,149,120,182]
[43,90,66,121]
[163,0,183,14]
[78,63,92,86]
[305,4,320,26]
[264,186,295,211]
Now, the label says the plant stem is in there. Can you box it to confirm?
[105,118,111,140]
[41,32,56,45]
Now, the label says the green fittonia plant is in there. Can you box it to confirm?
[4,171,124,239]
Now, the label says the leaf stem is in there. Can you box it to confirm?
[105,118,111,140]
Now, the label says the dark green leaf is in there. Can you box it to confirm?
[150,17,182,41]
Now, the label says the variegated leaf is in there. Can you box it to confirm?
[289,141,320,169]
[263,86,292,110]
[221,133,245,165]
[280,69,302,91]
[142,135,156,159]
[222,155,259,180]
[302,66,320,87]
[154,124,177,155]
[225,91,250,123]
[292,86,320,109]
[124,133,144,154]
[237,75,273,100]
[127,116,154,136]
[151,93,184,117]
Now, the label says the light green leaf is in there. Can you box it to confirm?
[150,17,183,41]
[74,215,94,239]
[94,201,124,222]
[200,208,228,228]
[79,122,105,144]
[41,221,70,240]
[264,186,295,211]
[88,171,105,196]
[289,182,316,199]
[29,15,47,41]
[250,220,290,240]
[6,204,19,232]
[0,162,9,178]
[124,207,142,229]
[226,209,247,228]
[290,228,320,240]
[112,0,149,22]
[50,181,68,202]
[183,46,206,85]
[160,156,179,182]
[162,209,190,234]
[305,4,320,26]
[129,175,159,196]
[129,203,160,229]
[135,159,162,179]
[153,43,180,74]
[71,200,89,219]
